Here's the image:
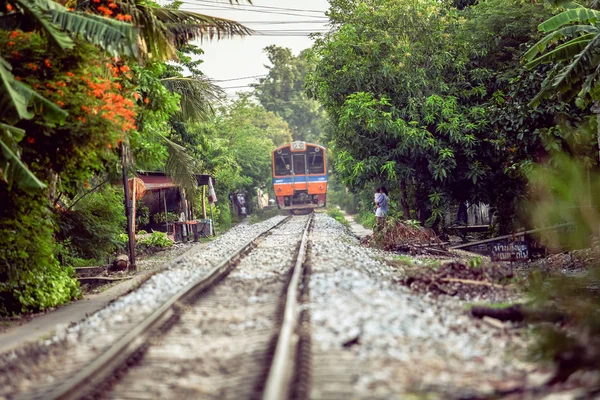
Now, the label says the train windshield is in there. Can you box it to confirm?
[274,153,291,176]
[307,150,325,174]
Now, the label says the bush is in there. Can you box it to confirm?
[0,189,80,315]
[152,211,179,224]
[138,231,173,248]
[136,202,150,228]
[55,187,126,262]
[215,203,232,230]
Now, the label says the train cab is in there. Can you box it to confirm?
[272,141,327,212]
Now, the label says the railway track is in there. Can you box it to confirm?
[18,214,313,400]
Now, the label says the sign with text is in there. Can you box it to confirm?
[490,241,529,262]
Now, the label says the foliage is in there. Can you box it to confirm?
[524,4,600,107]
[186,95,293,210]
[0,0,137,191]
[254,46,327,143]
[152,211,179,224]
[79,0,251,62]
[137,231,173,248]
[309,0,584,233]
[55,187,126,261]
[0,187,79,315]
[136,201,149,228]
[326,207,350,228]
[526,156,600,382]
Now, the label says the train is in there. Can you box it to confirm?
[271,141,327,213]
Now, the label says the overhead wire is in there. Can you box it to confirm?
[183,0,327,14]
[177,1,329,19]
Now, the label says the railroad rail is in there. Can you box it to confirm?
[20,214,313,400]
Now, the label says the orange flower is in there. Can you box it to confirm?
[7,41,14,47]
[66,71,75,77]
[108,3,118,8]
[106,143,112,149]
[44,59,51,68]
[26,137,34,144]
[119,65,130,73]
[56,101,65,107]
[132,92,141,100]
[15,76,21,81]
[143,97,149,104]
[97,5,113,15]
[6,3,13,11]
[33,83,40,89]
[9,31,19,39]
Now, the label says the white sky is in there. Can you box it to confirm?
[173,0,331,97]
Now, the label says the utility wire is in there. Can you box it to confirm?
[178,2,329,18]
[185,0,327,14]
[211,74,267,82]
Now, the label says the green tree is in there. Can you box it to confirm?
[254,46,326,143]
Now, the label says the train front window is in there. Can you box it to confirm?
[274,153,291,176]
[307,152,324,174]
[293,154,306,175]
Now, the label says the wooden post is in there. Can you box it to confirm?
[131,180,137,234]
[202,185,207,219]
[163,189,169,235]
[210,203,216,236]
[120,144,135,270]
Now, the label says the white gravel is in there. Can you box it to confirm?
[309,213,530,398]
[2,216,286,398]
[58,216,286,349]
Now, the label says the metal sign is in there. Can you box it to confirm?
[291,141,306,151]
[490,241,529,262]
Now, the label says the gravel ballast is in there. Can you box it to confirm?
[0,216,286,399]
[309,213,531,398]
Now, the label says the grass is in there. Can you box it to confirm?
[326,207,350,228]
[464,301,517,311]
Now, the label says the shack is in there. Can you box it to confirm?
[134,171,216,240]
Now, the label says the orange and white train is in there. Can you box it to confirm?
[271,141,327,213]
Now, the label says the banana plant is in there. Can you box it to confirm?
[524,5,600,107]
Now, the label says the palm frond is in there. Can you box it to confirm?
[79,0,252,61]
[161,76,223,122]
[163,135,199,194]
[45,6,138,57]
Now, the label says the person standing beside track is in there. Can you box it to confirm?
[375,186,389,230]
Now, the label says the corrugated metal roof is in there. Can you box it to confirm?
[136,172,215,191]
